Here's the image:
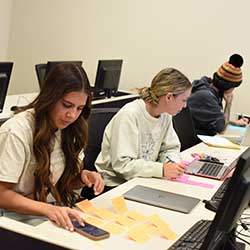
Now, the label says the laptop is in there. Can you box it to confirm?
[123,185,200,214]
[241,125,250,146]
[186,158,237,180]
[223,124,250,146]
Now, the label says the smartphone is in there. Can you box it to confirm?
[72,220,110,241]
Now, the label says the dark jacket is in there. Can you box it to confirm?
[187,76,225,136]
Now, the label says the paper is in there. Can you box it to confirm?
[94,208,116,220]
[126,210,147,221]
[198,135,241,149]
[133,224,158,234]
[101,223,125,235]
[75,199,98,215]
[84,216,103,226]
[112,196,128,214]
[148,214,176,240]
[127,228,150,243]
[115,215,136,227]
[172,175,215,189]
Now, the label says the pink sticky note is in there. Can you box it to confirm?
[185,180,215,189]
[171,175,214,189]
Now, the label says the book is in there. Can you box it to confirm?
[197,135,241,149]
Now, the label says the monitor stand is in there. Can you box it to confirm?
[219,229,246,250]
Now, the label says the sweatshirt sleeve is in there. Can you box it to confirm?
[106,111,163,180]
[157,117,182,163]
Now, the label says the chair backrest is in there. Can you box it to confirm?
[84,107,120,171]
[35,63,46,88]
[172,106,200,151]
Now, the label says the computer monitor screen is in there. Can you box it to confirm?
[200,147,250,250]
[36,61,83,88]
[0,62,13,113]
[94,59,123,98]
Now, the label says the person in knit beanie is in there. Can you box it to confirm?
[188,54,248,136]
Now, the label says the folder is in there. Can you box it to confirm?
[197,135,241,149]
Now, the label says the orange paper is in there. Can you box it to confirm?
[112,196,128,214]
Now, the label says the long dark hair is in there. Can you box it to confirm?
[21,63,92,206]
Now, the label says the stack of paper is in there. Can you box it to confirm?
[197,135,241,149]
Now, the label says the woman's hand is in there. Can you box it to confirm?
[45,204,84,232]
[81,170,105,195]
[163,162,187,179]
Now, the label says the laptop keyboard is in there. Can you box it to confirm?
[167,220,211,250]
[197,162,224,177]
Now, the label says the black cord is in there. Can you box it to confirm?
[235,234,250,246]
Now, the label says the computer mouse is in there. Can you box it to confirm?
[204,200,218,212]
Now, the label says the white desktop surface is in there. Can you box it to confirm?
[0,176,220,250]
[0,143,249,250]
[0,92,38,121]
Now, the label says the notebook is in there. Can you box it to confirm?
[197,135,240,149]
[186,158,237,180]
[123,185,200,214]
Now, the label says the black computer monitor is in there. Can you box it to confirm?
[0,62,13,113]
[200,147,250,250]
[36,61,83,88]
[94,59,123,98]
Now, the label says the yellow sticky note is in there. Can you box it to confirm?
[132,224,158,234]
[126,210,146,221]
[101,223,125,235]
[148,214,176,240]
[127,228,150,243]
[115,215,136,227]
[143,224,159,234]
[94,208,116,220]
[75,199,98,214]
[148,214,170,228]
[112,196,128,214]
[158,226,177,240]
[84,217,103,226]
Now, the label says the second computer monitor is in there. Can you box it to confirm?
[36,60,83,88]
[0,62,13,113]
[94,59,123,98]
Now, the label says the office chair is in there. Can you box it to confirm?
[172,106,200,151]
[35,63,46,88]
[81,107,120,199]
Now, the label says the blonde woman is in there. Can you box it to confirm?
[95,68,192,190]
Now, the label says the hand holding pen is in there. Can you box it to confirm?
[163,156,187,179]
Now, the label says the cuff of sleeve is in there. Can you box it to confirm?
[151,162,164,178]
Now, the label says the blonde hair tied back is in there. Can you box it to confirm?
[138,68,191,105]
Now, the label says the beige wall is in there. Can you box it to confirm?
[6,0,250,116]
[0,0,13,59]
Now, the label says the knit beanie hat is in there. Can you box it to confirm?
[213,54,243,91]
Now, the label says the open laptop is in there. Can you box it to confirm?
[186,157,238,180]
[240,125,250,146]
[123,185,200,214]
[223,124,250,146]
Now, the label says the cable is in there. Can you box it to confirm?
[235,234,250,246]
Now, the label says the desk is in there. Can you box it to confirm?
[0,143,249,250]
[0,91,138,124]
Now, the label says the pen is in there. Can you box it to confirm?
[166,156,175,163]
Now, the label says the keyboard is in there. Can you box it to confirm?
[167,220,211,250]
[210,178,230,202]
[197,162,224,177]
